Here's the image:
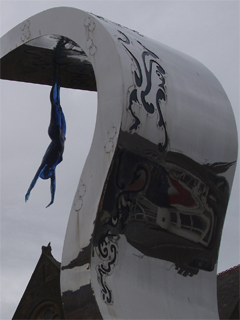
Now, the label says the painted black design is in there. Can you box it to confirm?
[118,31,168,152]
[95,228,119,305]
[117,30,130,45]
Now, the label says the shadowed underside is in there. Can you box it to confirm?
[1,35,96,90]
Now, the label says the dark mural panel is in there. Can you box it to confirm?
[93,131,233,278]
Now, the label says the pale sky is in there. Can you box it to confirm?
[1,1,239,319]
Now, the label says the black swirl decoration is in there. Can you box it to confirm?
[118,31,168,152]
[96,230,119,305]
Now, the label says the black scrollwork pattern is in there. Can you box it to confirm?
[118,31,168,152]
[95,227,119,305]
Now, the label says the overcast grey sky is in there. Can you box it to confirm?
[1,1,239,319]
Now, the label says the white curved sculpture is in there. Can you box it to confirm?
[1,7,238,319]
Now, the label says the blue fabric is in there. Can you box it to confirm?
[40,79,66,180]
[25,72,66,207]
[49,81,66,137]
[39,155,61,179]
